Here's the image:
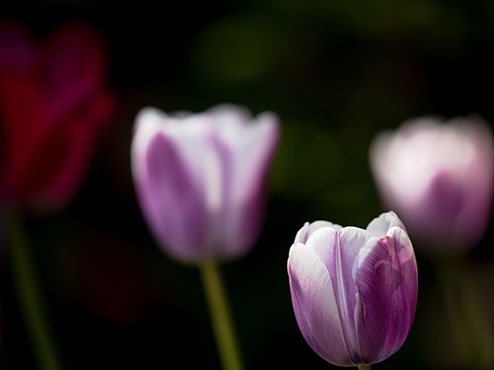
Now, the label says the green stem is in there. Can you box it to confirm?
[358,365,371,370]
[7,212,62,370]
[199,260,244,370]
[436,258,493,369]
[436,259,470,364]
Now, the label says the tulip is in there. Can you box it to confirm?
[369,115,494,251]
[0,21,114,370]
[0,20,114,211]
[287,211,418,368]
[131,104,280,264]
[131,104,280,370]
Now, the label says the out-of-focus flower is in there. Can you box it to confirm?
[0,20,114,211]
[287,211,418,367]
[369,115,494,251]
[131,104,280,264]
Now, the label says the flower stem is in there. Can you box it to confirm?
[7,211,62,370]
[199,260,244,370]
[437,258,493,369]
[358,365,371,370]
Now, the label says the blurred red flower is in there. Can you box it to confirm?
[0,20,114,211]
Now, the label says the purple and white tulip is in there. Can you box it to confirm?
[370,115,494,251]
[287,211,418,367]
[131,104,280,264]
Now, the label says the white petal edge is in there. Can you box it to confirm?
[366,211,406,238]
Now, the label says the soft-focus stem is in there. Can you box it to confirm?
[358,365,371,370]
[7,211,62,370]
[199,260,244,370]
[437,258,493,369]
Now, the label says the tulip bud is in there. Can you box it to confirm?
[131,104,280,264]
[369,115,494,251]
[287,211,418,367]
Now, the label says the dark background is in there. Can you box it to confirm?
[1,1,494,369]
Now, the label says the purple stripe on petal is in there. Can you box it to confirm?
[353,237,392,362]
[144,132,209,261]
[288,243,353,366]
[307,226,368,364]
[354,227,417,363]
[379,227,418,359]
[131,110,212,263]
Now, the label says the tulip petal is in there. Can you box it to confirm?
[307,226,369,364]
[380,227,418,358]
[0,23,38,194]
[0,21,34,69]
[0,70,44,196]
[132,108,211,262]
[34,91,113,208]
[354,227,417,363]
[294,220,341,245]
[366,211,406,238]
[332,227,369,362]
[215,111,280,257]
[41,22,108,126]
[0,21,113,208]
[288,242,352,366]
[207,104,252,130]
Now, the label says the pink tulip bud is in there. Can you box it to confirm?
[370,115,494,251]
[288,211,418,367]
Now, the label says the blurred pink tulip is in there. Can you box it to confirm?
[370,115,494,251]
[131,104,280,263]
